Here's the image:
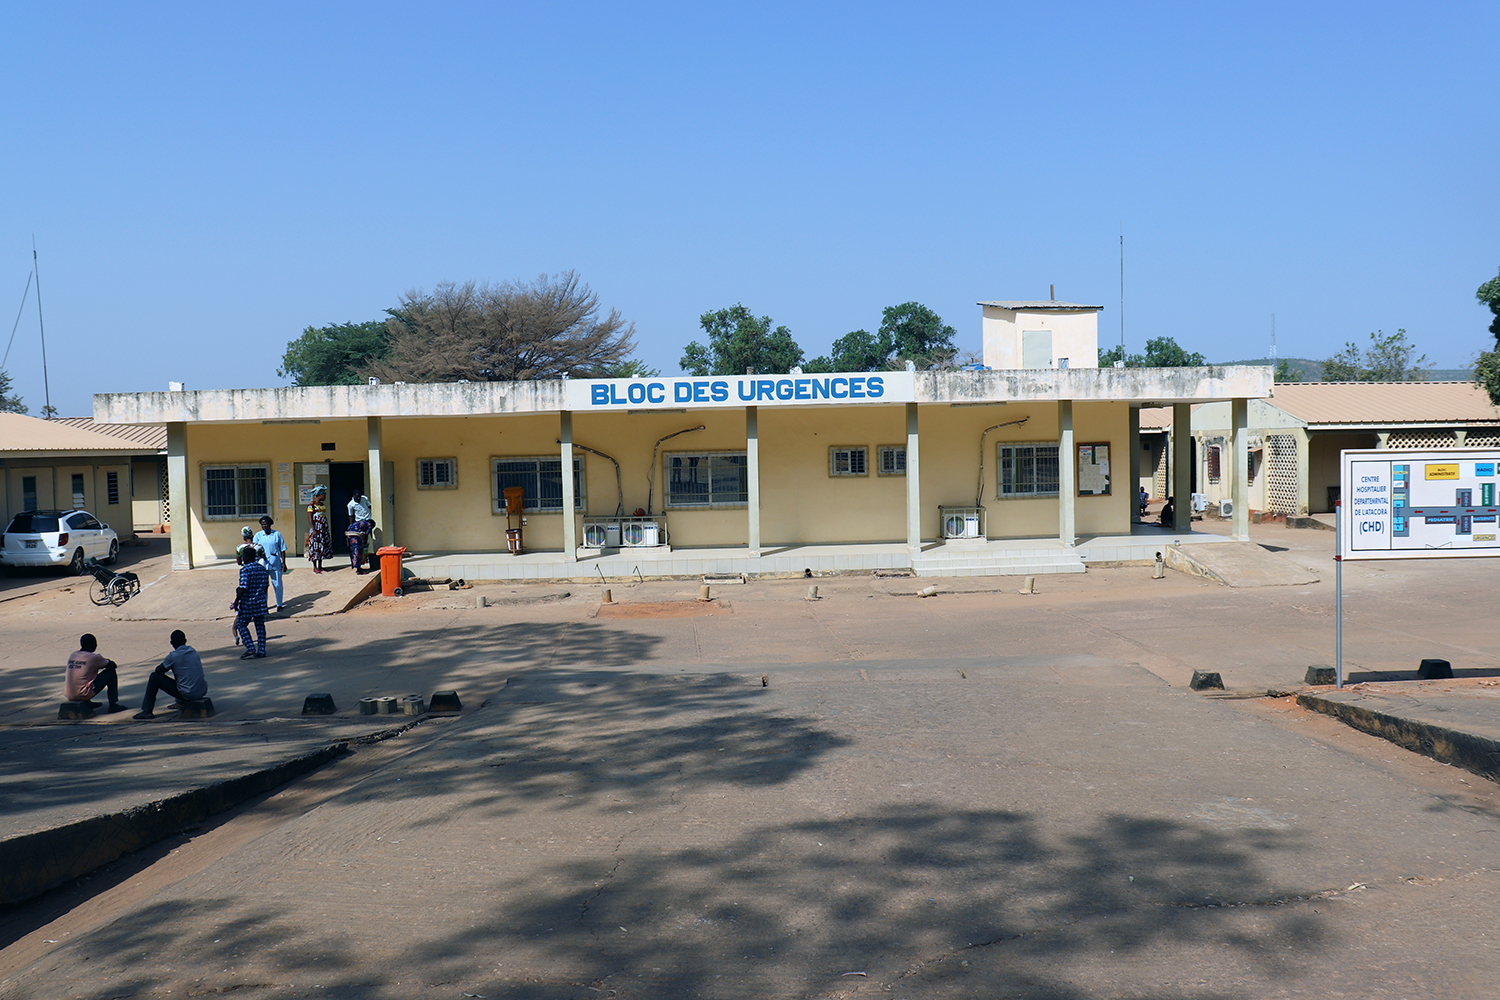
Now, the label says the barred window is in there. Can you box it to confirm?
[204,465,270,519]
[998,442,1059,498]
[665,452,748,508]
[107,471,120,505]
[878,445,906,476]
[829,446,867,477]
[1206,445,1222,485]
[492,456,583,512]
[417,458,457,489]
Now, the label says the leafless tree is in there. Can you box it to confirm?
[362,272,637,383]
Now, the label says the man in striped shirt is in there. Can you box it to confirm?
[233,547,270,658]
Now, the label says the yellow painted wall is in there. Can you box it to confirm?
[185,420,369,560]
[0,460,132,538]
[131,458,164,530]
[1309,432,1379,512]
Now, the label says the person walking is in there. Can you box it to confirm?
[232,546,270,657]
[305,485,331,574]
[65,633,124,713]
[254,515,287,613]
[135,630,208,719]
[345,491,375,573]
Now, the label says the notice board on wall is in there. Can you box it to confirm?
[1078,443,1111,496]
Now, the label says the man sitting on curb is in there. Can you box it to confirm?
[65,633,124,713]
[233,546,270,658]
[136,630,208,720]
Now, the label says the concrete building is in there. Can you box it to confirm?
[1190,381,1500,516]
[93,302,1272,580]
[0,413,167,539]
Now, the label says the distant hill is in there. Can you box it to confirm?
[1213,357,1475,383]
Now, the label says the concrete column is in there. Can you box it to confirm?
[167,421,192,570]
[746,406,761,555]
[1455,429,1468,446]
[905,403,921,557]
[366,417,388,547]
[1172,403,1193,532]
[559,411,576,559]
[1294,426,1312,516]
[1376,431,1390,448]
[1230,398,1249,541]
[1058,400,1075,546]
[1128,405,1142,522]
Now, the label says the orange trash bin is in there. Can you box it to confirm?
[377,546,408,596]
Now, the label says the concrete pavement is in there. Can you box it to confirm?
[3,518,1500,996]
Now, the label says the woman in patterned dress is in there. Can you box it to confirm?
[305,486,332,573]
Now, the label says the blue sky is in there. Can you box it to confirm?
[2,2,1496,416]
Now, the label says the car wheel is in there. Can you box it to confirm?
[105,540,119,565]
[69,549,85,575]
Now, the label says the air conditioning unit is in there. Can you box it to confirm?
[1219,498,1234,518]
[583,523,621,547]
[943,513,981,539]
[1192,492,1209,512]
[622,521,659,547]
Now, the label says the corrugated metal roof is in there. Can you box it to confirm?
[977,300,1104,311]
[1138,406,1174,429]
[0,412,163,454]
[51,416,167,449]
[1269,381,1500,427]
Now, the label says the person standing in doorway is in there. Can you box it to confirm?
[306,485,331,574]
[254,515,287,613]
[346,491,375,573]
[232,546,270,657]
[135,630,207,720]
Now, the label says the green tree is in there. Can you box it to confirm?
[0,369,26,413]
[878,302,957,369]
[1094,337,1204,368]
[598,358,662,379]
[1475,268,1500,405]
[681,304,803,376]
[279,320,391,386]
[366,272,636,383]
[1320,329,1430,382]
[1273,359,1305,382]
[804,329,884,373]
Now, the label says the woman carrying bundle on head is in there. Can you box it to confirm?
[305,485,331,574]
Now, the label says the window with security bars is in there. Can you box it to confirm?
[492,457,583,512]
[829,446,868,476]
[204,465,270,519]
[1206,445,1222,484]
[71,473,85,509]
[665,452,748,508]
[878,445,906,476]
[997,442,1060,498]
[107,471,120,505]
[417,458,457,489]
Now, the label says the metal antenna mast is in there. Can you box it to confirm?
[32,237,52,418]
[1119,225,1125,352]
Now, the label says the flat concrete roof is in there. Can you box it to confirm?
[978,300,1103,311]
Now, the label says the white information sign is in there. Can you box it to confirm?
[1339,449,1500,560]
[562,371,916,411]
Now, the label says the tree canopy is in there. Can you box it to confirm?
[278,320,391,386]
[680,305,804,376]
[805,302,958,372]
[364,272,637,383]
[1476,268,1500,405]
[1097,336,1206,368]
[1320,329,1431,382]
[0,369,26,413]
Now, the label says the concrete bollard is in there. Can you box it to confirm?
[806,585,819,600]
[476,593,488,608]
[375,696,398,714]
[1304,665,1336,685]
[428,691,462,714]
[917,585,938,598]
[180,698,216,719]
[1153,551,1165,579]
[1189,671,1224,691]
[402,694,426,715]
[58,701,95,720]
[359,697,379,715]
[302,693,337,715]
[699,584,712,602]
[1020,576,1036,594]
[1418,658,1453,679]
[602,588,612,604]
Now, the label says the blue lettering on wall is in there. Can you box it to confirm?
[775,379,793,400]
[810,379,829,399]
[675,382,693,403]
[592,385,609,405]
[849,376,866,398]
[611,384,628,405]
[867,375,884,398]
[738,380,757,401]
[711,381,729,402]
[831,377,849,399]
[693,382,711,402]
[794,378,810,400]
[646,382,665,403]
[627,382,647,404]
[757,379,776,401]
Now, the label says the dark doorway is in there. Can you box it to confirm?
[329,462,366,553]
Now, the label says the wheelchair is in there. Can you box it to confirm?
[84,558,141,607]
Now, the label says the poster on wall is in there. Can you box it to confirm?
[1078,443,1111,496]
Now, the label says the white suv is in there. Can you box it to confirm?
[1,509,120,573]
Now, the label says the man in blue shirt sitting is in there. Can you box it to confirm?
[135,630,208,720]
[232,546,270,658]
